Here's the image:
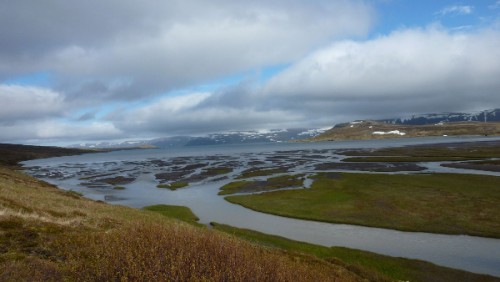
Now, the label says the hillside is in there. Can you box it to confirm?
[380,108,500,125]
[2,144,498,281]
[310,121,500,141]
[0,145,369,281]
[0,143,91,167]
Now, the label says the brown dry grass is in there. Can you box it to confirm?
[0,166,361,281]
[52,223,355,281]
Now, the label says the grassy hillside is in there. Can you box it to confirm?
[310,121,500,141]
[212,223,498,282]
[0,145,372,281]
[2,143,498,281]
[0,165,362,281]
[0,143,91,167]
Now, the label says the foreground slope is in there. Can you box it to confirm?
[0,165,361,281]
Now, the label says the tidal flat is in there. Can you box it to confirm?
[21,137,500,277]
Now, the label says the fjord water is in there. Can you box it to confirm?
[23,136,500,277]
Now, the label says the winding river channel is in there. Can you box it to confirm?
[22,136,500,277]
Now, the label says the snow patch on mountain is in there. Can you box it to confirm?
[298,127,331,136]
[381,109,500,125]
[372,130,406,136]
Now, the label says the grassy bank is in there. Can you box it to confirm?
[339,140,500,159]
[219,174,304,195]
[212,223,498,282]
[143,204,202,226]
[226,172,500,238]
[341,156,482,162]
[0,143,91,167]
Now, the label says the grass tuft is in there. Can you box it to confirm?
[142,204,201,226]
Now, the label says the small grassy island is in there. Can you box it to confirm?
[226,172,500,238]
[226,141,500,238]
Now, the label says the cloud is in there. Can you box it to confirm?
[261,25,500,120]
[489,1,500,9]
[0,85,65,123]
[437,5,474,16]
[0,84,124,144]
[111,92,301,136]
[3,2,500,144]
[0,1,377,143]
[0,120,122,144]
[0,0,375,103]
[107,25,500,137]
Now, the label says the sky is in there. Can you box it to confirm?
[1,0,500,145]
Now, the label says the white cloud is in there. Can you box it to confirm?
[1,0,375,102]
[2,2,500,144]
[0,84,125,143]
[437,5,474,16]
[109,25,500,136]
[111,92,301,136]
[261,25,500,118]
[0,120,122,144]
[0,1,377,143]
[0,85,65,123]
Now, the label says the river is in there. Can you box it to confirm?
[22,136,500,277]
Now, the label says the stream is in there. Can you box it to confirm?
[22,136,500,277]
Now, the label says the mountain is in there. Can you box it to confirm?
[380,109,500,125]
[182,128,328,146]
[311,120,500,141]
[70,128,330,149]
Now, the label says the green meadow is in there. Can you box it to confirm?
[226,172,500,238]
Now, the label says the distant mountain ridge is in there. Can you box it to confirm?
[71,109,500,148]
[71,128,329,149]
[379,109,500,125]
[311,120,500,141]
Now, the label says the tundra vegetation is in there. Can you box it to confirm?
[219,174,304,195]
[0,165,358,281]
[310,121,500,141]
[142,204,202,226]
[226,172,500,238]
[211,223,498,282]
[212,140,500,238]
[2,143,499,281]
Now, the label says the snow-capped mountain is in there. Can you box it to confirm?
[70,128,330,149]
[380,109,500,125]
[181,128,330,146]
